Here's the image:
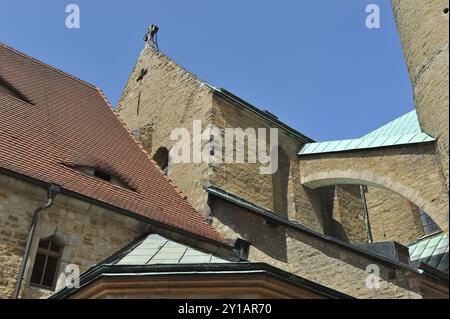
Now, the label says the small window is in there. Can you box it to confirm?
[29,237,63,290]
[69,165,136,191]
[94,169,112,182]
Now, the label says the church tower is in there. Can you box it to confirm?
[391,0,449,191]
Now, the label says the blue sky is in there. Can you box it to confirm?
[0,0,414,141]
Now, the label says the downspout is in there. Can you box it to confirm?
[359,185,373,244]
[12,183,60,299]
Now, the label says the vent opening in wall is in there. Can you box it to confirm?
[444,8,449,15]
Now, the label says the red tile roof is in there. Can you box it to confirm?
[0,43,227,245]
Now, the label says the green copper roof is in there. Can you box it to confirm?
[298,111,435,156]
[409,232,449,274]
[116,234,231,265]
[362,111,422,138]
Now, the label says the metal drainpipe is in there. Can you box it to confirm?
[12,183,60,299]
[359,185,373,244]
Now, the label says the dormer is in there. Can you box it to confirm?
[74,165,137,192]
[0,76,33,104]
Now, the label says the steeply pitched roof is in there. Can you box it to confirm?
[299,111,435,156]
[0,43,226,245]
[409,232,449,274]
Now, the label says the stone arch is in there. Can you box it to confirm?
[302,169,448,233]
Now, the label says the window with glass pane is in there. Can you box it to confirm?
[29,237,63,290]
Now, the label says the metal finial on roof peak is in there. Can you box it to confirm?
[144,24,159,50]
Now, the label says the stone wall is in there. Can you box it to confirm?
[391,0,449,190]
[210,94,324,232]
[365,187,425,245]
[117,46,325,232]
[328,185,367,244]
[323,185,425,245]
[115,39,449,299]
[0,175,147,299]
[211,197,288,262]
[266,228,426,299]
[117,47,214,216]
[300,143,449,233]
[210,196,429,299]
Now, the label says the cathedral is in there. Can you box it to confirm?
[0,1,448,299]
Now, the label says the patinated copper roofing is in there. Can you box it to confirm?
[409,232,449,274]
[299,111,435,155]
[0,43,226,245]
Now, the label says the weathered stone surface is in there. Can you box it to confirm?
[117,47,326,232]
[322,184,425,245]
[0,179,145,299]
[209,196,448,299]
[115,20,449,299]
[328,185,367,244]
[300,143,449,233]
[2,1,448,299]
[117,47,214,217]
[392,0,449,190]
[210,94,324,232]
[214,207,421,298]
[365,187,424,244]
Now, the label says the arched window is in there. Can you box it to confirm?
[153,147,169,175]
[29,237,63,290]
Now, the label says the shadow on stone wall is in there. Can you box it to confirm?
[210,197,288,262]
[272,146,290,220]
[286,228,421,297]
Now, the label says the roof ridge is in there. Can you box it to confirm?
[362,110,419,139]
[0,42,98,91]
[116,46,208,111]
[147,46,208,87]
